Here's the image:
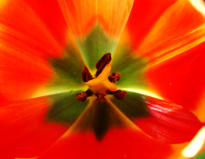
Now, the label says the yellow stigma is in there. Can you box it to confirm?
[86,64,117,92]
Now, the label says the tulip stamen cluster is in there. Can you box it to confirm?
[76,53,127,101]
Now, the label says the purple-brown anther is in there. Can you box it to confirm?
[86,89,94,96]
[82,66,93,82]
[75,91,88,102]
[95,91,106,101]
[113,90,127,100]
[96,53,111,77]
[109,72,121,83]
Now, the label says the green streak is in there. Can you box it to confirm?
[46,90,89,125]
[75,24,118,70]
[48,44,85,90]
[110,92,150,121]
[111,43,149,90]
[70,99,127,140]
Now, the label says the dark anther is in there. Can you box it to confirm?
[86,89,94,96]
[108,72,121,83]
[96,53,111,77]
[113,90,127,100]
[75,91,88,102]
[82,66,93,82]
[106,90,113,94]
[95,91,106,101]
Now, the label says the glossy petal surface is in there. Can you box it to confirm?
[136,96,203,144]
[0,97,67,158]
[111,91,203,144]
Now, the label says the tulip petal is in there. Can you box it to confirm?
[182,126,205,158]
[135,0,205,65]
[146,42,205,112]
[75,25,118,70]
[57,0,133,37]
[45,90,89,125]
[57,0,134,69]
[0,96,67,158]
[135,95,203,144]
[0,0,75,100]
[0,32,85,100]
[22,0,68,46]
[37,44,86,98]
[0,48,52,100]
[110,92,150,120]
[126,0,176,49]
[36,129,172,159]
[36,99,172,159]
[0,90,90,158]
[66,99,132,140]
[111,43,148,91]
[0,0,67,58]
[110,91,203,144]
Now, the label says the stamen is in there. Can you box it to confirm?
[95,91,106,101]
[96,53,111,77]
[75,91,89,102]
[109,72,121,83]
[76,53,127,102]
[113,90,127,100]
[82,66,93,82]
[86,89,93,96]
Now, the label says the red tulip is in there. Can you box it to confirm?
[0,0,205,159]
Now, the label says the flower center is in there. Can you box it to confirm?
[76,53,127,101]
[86,64,117,92]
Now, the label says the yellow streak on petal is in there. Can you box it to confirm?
[149,24,205,67]
[193,93,205,122]
[189,0,205,17]
[168,142,189,159]
[136,0,205,68]
[0,0,7,9]
[182,126,205,158]
[120,88,162,99]
[30,86,86,99]
[86,64,117,92]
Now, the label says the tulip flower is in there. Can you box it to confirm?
[0,0,205,159]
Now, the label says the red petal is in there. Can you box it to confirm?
[0,97,67,158]
[146,42,205,111]
[0,0,67,58]
[0,49,52,100]
[135,96,203,144]
[36,129,172,159]
[134,0,205,64]
[58,0,133,37]
[126,0,176,50]
[23,0,68,46]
